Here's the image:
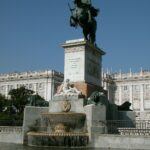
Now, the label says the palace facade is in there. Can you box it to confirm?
[102,70,150,119]
[0,69,150,119]
[0,70,63,101]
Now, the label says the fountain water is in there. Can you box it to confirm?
[27,100,89,147]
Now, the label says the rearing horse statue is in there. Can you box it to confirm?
[69,0,99,45]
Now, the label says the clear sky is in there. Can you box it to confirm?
[0,0,150,74]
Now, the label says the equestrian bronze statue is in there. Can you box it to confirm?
[69,0,99,45]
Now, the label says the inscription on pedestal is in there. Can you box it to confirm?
[67,58,81,75]
[65,50,84,81]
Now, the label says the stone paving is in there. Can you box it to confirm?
[0,142,140,150]
[0,143,131,150]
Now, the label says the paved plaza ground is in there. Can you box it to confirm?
[0,142,140,150]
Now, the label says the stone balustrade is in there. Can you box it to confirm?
[0,126,23,144]
[118,128,150,136]
[0,126,22,133]
[0,70,63,81]
[112,71,150,80]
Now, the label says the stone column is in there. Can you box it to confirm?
[5,85,8,98]
[44,78,52,101]
[84,104,107,140]
[118,85,122,105]
[44,81,48,101]
[129,85,133,109]
[140,84,144,111]
[33,83,37,93]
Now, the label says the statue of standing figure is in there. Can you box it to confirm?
[69,0,99,45]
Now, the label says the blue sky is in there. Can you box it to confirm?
[0,0,150,74]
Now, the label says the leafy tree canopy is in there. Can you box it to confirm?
[0,87,49,123]
[8,86,34,113]
[0,94,7,112]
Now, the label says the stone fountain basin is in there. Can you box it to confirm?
[42,112,86,131]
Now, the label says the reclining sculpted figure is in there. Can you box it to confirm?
[55,79,81,96]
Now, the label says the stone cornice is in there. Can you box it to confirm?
[0,70,64,82]
[62,39,105,55]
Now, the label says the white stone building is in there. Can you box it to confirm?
[102,70,150,119]
[0,70,63,101]
[1,68,150,119]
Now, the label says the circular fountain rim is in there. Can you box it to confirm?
[27,131,89,137]
[42,112,86,115]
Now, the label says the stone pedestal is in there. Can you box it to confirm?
[49,96,85,113]
[84,104,107,137]
[62,39,105,97]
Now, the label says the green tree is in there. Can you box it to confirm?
[0,94,7,112]
[8,86,34,113]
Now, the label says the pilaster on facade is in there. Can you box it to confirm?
[118,85,122,105]
[111,70,150,119]
[44,79,49,101]
[33,83,37,94]
[129,85,133,109]
[5,85,8,98]
[140,84,144,112]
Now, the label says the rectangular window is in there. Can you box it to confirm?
[145,84,150,90]
[123,86,128,91]
[133,85,140,91]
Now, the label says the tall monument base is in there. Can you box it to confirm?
[73,82,104,97]
[62,39,105,97]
